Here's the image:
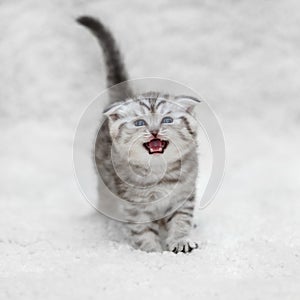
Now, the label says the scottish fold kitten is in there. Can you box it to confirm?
[77,16,199,253]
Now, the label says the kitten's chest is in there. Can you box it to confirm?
[106,153,197,203]
[123,184,169,202]
[119,166,190,204]
[119,159,168,186]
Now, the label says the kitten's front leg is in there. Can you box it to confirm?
[127,222,162,252]
[165,196,198,253]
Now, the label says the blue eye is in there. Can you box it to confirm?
[134,119,146,126]
[162,116,173,124]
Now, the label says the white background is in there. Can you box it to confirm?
[0,0,299,299]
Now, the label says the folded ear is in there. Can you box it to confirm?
[174,95,201,113]
[103,101,124,121]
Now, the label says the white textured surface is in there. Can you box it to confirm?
[0,0,300,299]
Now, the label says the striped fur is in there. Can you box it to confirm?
[78,16,199,253]
[77,16,132,101]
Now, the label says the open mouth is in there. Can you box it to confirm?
[143,139,169,154]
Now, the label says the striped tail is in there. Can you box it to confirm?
[77,16,132,101]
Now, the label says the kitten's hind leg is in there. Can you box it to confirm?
[127,222,162,253]
[165,196,198,254]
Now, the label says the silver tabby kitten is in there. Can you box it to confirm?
[77,16,199,253]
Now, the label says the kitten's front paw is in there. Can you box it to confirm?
[167,239,198,254]
[135,240,162,253]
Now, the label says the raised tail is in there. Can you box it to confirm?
[77,16,132,101]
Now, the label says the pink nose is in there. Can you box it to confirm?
[150,130,158,137]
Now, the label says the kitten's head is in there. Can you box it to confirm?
[103,92,200,163]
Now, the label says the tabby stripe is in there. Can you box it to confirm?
[160,177,180,184]
[166,211,194,223]
[115,122,126,140]
[149,98,156,113]
[180,116,194,136]
[155,100,166,110]
[131,227,159,236]
[178,130,189,141]
[181,218,192,225]
[164,206,174,216]
[187,195,195,202]
[168,161,181,172]
[126,209,139,217]
[143,210,154,217]
[140,102,151,111]
[176,211,194,218]
[182,206,194,211]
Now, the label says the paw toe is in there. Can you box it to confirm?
[168,240,198,254]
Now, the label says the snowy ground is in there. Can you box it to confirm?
[1,0,300,299]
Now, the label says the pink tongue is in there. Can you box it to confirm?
[149,139,162,151]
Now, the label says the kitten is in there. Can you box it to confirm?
[77,16,199,253]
